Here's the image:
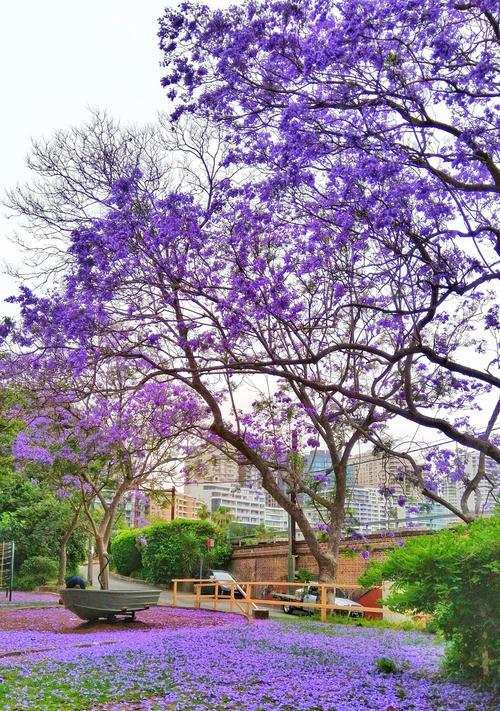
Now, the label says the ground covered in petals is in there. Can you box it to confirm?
[0,606,495,710]
[0,591,59,606]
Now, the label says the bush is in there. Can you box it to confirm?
[14,575,38,591]
[18,556,59,586]
[110,529,142,576]
[359,514,500,685]
[141,519,232,585]
[376,657,398,674]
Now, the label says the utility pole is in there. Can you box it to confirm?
[288,429,298,588]
[170,486,176,521]
[287,501,296,587]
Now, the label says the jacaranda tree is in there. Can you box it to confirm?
[1,0,498,583]
[158,0,500,493]
[4,352,208,588]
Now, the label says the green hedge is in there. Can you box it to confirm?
[111,520,233,585]
[110,529,143,576]
[141,519,232,585]
[360,514,500,685]
[15,555,59,590]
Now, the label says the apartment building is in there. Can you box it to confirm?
[186,444,246,485]
[348,452,411,488]
[147,490,204,522]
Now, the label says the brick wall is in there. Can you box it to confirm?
[229,529,430,586]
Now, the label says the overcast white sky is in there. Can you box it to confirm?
[0,0,211,304]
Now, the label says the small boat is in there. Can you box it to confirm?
[60,588,161,622]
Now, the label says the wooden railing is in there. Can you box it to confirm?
[171,579,387,622]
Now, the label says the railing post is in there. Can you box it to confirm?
[320,584,327,623]
[247,583,252,619]
[214,582,219,611]
[230,582,235,613]
[172,580,177,608]
[195,583,201,609]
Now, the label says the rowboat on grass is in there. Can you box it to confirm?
[59,588,161,622]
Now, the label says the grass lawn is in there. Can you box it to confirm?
[0,591,59,608]
[0,605,496,710]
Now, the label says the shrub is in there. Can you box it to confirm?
[110,529,142,576]
[141,519,232,584]
[18,556,58,586]
[295,568,313,583]
[376,657,398,674]
[14,575,38,591]
[65,559,80,578]
[359,514,500,685]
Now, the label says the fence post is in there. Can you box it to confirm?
[320,584,327,623]
[172,580,177,608]
[230,582,234,613]
[247,583,252,619]
[214,582,219,611]
[195,583,201,609]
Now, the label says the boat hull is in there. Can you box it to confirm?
[60,588,161,621]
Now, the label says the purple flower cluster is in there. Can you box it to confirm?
[0,607,496,710]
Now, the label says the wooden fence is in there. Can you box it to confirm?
[172,578,388,622]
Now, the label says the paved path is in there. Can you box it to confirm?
[81,564,288,619]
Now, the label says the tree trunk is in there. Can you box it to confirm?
[57,506,81,587]
[317,551,338,583]
[95,535,109,590]
[87,537,94,586]
[210,420,343,586]
[58,543,68,588]
[84,478,132,590]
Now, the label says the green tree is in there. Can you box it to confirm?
[197,502,210,520]
[360,515,500,685]
[0,388,87,584]
[210,506,234,533]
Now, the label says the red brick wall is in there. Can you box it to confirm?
[229,529,429,586]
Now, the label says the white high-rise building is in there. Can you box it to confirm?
[186,444,245,484]
[461,450,498,512]
[348,452,411,489]
[211,487,265,527]
[184,480,289,529]
[264,506,288,529]
[346,487,398,531]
